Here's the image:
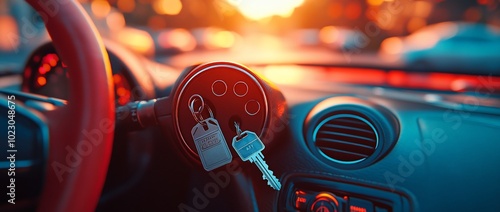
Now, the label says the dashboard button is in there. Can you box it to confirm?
[311,193,339,212]
[245,99,261,115]
[211,80,227,96]
[233,81,249,97]
[294,190,309,211]
[348,197,374,212]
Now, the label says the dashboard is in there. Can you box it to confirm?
[2,40,500,212]
[271,77,500,212]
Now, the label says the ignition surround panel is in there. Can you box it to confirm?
[174,63,269,158]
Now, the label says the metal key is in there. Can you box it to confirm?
[190,94,232,171]
[232,123,281,190]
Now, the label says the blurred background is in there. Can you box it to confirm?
[1,0,500,70]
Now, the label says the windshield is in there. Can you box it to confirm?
[1,0,500,72]
[115,0,500,39]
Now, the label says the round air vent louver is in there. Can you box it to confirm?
[313,114,378,164]
[304,96,400,169]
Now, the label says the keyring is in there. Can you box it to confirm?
[190,100,204,123]
[188,94,204,115]
[234,121,242,139]
[188,94,214,124]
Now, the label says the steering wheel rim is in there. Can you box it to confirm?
[26,0,115,211]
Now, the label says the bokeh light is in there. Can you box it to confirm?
[0,15,19,51]
[158,28,197,51]
[211,30,236,48]
[91,0,111,18]
[153,0,183,15]
[319,26,340,44]
[117,0,135,13]
[106,11,126,31]
[380,37,403,55]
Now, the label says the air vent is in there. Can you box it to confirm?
[313,114,378,164]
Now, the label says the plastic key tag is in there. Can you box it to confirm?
[191,118,233,171]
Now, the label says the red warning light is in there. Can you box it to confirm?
[294,190,308,210]
[297,197,307,203]
[295,196,307,208]
[350,205,367,212]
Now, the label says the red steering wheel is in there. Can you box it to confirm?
[26,0,115,211]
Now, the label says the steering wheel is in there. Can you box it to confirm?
[25,0,115,211]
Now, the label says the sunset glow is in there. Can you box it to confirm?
[227,0,304,20]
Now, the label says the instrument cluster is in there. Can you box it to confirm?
[22,43,134,106]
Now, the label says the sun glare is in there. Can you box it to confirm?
[227,0,305,21]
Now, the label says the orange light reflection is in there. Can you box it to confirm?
[262,65,307,85]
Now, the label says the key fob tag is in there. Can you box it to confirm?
[232,131,265,161]
[191,118,233,171]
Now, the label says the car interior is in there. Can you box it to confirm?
[1,0,500,211]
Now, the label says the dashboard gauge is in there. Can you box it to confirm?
[22,43,134,106]
[113,73,132,106]
[23,50,70,99]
